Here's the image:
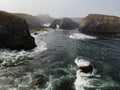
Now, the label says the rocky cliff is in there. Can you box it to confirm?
[50,18,79,30]
[14,13,42,29]
[79,14,120,37]
[0,11,36,50]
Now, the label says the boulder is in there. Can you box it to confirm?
[79,14,120,37]
[0,11,36,50]
[79,64,93,73]
[50,18,79,30]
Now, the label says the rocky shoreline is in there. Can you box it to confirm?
[0,11,36,50]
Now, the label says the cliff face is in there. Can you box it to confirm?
[79,14,120,36]
[14,13,42,29]
[0,11,36,50]
[50,18,79,30]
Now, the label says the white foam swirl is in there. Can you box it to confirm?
[69,33,96,40]
[0,31,48,67]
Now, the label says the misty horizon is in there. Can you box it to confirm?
[0,0,120,18]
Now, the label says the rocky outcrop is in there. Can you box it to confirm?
[79,64,93,74]
[0,11,36,50]
[79,14,120,37]
[50,18,79,30]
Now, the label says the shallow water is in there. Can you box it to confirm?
[0,29,120,90]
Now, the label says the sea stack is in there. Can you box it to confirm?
[50,18,79,30]
[75,58,93,74]
[0,11,36,50]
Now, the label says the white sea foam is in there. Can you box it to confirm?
[32,31,48,36]
[69,33,96,40]
[31,31,48,55]
[74,57,99,90]
[74,57,90,67]
[0,31,48,67]
[43,23,50,27]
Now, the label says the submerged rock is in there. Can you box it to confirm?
[50,18,79,30]
[0,11,36,50]
[56,78,75,90]
[79,14,120,37]
[32,74,49,87]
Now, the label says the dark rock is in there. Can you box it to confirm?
[0,11,36,50]
[50,18,79,30]
[79,64,93,73]
[34,32,38,35]
[79,14,120,37]
[32,74,49,87]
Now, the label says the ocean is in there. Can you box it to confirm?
[0,29,119,90]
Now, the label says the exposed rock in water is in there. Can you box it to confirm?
[79,64,93,74]
[0,11,36,50]
[50,18,79,30]
[34,32,39,35]
[32,74,49,88]
[79,14,120,37]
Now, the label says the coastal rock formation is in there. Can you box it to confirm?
[79,14,120,37]
[50,18,79,30]
[15,13,42,29]
[79,64,93,73]
[74,58,93,74]
[0,11,36,50]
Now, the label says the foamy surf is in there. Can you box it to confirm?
[74,57,118,90]
[74,57,99,90]
[0,31,48,68]
[69,33,96,40]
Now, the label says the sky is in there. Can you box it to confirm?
[0,0,120,17]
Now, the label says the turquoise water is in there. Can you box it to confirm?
[0,29,120,90]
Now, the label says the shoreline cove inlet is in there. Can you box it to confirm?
[0,0,120,90]
[0,29,120,90]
